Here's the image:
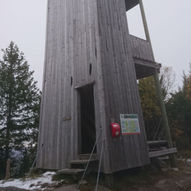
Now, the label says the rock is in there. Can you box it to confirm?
[157,179,167,185]
[175,182,184,189]
[171,168,179,172]
[187,159,191,163]
[78,180,88,185]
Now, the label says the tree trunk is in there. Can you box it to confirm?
[5,159,11,180]
[5,61,13,162]
[5,120,10,161]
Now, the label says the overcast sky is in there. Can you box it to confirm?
[0,0,191,90]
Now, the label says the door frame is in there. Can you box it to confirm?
[76,82,96,155]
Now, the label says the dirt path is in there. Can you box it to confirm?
[53,185,79,191]
[119,160,191,191]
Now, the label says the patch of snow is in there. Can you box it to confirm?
[0,171,57,190]
[11,150,23,160]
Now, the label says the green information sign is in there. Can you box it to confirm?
[120,114,141,135]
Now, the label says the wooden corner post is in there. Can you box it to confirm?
[139,0,176,167]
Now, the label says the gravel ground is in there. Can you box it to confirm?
[1,159,191,191]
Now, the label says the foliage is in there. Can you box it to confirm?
[139,64,191,149]
[138,67,174,140]
[0,42,41,178]
[160,67,175,101]
[138,76,162,140]
[166,71,191,149]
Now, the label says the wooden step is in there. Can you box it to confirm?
[148,140,168,147]
[79,153,97,160]
[57,168,85,175]
[70,159,98,164]
[54,168,85,182]
[149,147,177,158]
[70,159,98,170]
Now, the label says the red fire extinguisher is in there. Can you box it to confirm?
[111,123,121,138]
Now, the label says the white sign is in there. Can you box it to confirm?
[120,114,141,135]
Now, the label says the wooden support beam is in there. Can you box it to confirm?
[134,57,161,70]
[147,140,168,146]
[134,58,161,79]
[149,148,177,158]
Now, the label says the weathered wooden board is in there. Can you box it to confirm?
[129,35,154,61]
[149,148,177,158]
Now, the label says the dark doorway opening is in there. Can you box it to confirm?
[78,84,96,154]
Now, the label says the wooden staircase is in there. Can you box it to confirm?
[55,154,98,182]
[148,140,177,158]
[55,142,177,182]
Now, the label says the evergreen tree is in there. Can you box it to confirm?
[0,42,41,177]
[166,71,191,149]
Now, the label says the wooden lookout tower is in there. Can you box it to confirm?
[37,0,176,174]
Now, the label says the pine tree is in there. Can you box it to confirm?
[166,69,191,149]
[0,42,41,177]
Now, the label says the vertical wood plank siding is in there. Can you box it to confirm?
[37,0,108,170]
[37,0,150,173]
[96,0,150,173]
